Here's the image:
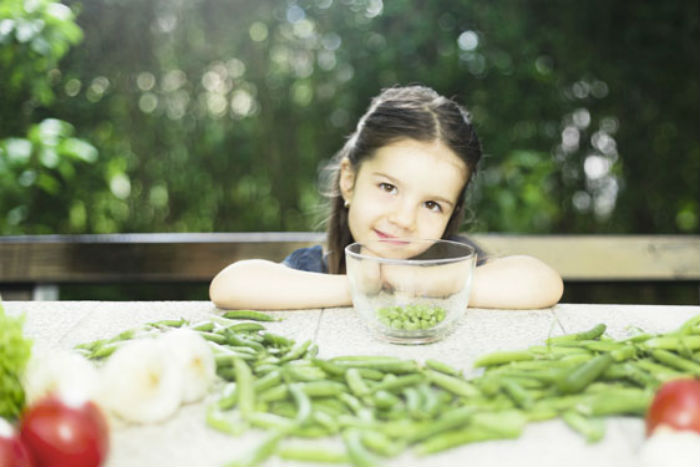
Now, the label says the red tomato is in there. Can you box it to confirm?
[0,418,33,467]
[19,396,109,467]
[646,378,700,435]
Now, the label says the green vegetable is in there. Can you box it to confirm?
[76,311,700,465]
[376,304,446,331]
[0,303,33,420]
[222,310,280,322]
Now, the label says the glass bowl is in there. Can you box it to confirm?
[345,238,477,344]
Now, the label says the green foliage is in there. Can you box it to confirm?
[0,0,82,131]
[0,0,101,234]
[0,118,98,233]
[0,0,698,236]
[0,302,33,420]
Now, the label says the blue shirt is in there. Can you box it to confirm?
[282,236,486,273]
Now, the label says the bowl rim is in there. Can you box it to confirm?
[345,237,476,266]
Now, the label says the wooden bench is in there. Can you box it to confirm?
[1,233,698,302]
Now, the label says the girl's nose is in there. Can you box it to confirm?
[388,202,416,231]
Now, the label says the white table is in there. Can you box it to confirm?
[5,301,699,466]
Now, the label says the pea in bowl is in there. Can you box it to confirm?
[345,238,477,344]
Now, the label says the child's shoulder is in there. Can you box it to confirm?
[282,245,328,273]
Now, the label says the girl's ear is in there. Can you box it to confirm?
[339,157,356,202]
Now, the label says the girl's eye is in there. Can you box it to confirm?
[425,201,443,213]
[378,182,397,194]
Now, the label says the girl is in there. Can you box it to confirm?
[210,86,563,310]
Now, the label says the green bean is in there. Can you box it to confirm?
[302,380,347,397]
[357,368,385,380]
[191,321,215,332]
[561,410,605,442]
[90,344,118,359]
[253,364,280,375]
[225,430,285,467]
[635,358,687,382]
[206,405,245,435]
[346,368,371,397]
[224,331,265,352]
[262,332,294,347]
[526,407,558,421]
[557,353,614,394]
[331,358,420,374]
[501,378,534,409]
[371,390,401,410]
[232,358,255,419]
[199,331,227,345]
[530,393,586,413]
[414,426,505,455]
[148,317,188,328]
[370,373,424,394]
[547,323,606,344]
[337,414,375,430]
[217,366,237,381]
[406,406,476,443]
[339,393,364,415]
[403,387,423,419]
[417,383,440,418]
[472,350,535,368]
[603,363,658,388]
[312,410,340,434]
[277,443,349,464]
[222,309,280,322]
[247,411,295,431]
[268,400,296,418]
[582,341,627,352]
[610,345,638,362]
[361,430,405,457]
[586,389,652,416]
[471,410,527,437]
[644,336,700,350]
[529,345,592,356]
[650,349,700,374]
[425,359,462,376]
[289,383,312,426]
[280,339,312,363]
[284,364,327,383]
[313,398,350,416]
[217,382,238,410]
[424,369,480,397]
[294,425,334,438]
[342,428,381,467]
[252,370,282,393]
[225,322,266,333]
[620,332,653,343]
[259,384,289,402]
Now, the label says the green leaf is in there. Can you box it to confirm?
[59,137,98,163]
[3,138,32,164]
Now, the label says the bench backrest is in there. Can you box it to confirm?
[1,233,698,284]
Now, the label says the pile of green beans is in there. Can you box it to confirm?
[376,304,446,330]
[78,311,700,466]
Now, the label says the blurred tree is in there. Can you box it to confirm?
[1,0,698,237]
[0,0,100,233]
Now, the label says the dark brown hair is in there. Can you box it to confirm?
[323,85,482,274]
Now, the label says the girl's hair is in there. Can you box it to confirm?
[322,85,482,274]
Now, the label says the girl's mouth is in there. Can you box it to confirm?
[374,230,410,245]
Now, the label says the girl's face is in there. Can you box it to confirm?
[340,138,468,256]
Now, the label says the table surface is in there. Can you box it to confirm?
[5,301,700,467]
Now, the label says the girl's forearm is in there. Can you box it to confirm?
[469,255,564,309]
[209,259,353,310]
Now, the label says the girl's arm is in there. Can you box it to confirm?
[209,259,352,310]
[469,255,564,309]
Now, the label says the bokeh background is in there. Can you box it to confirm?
[1,0,698,302]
